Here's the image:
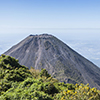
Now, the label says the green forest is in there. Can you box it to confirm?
[0,54,100,100]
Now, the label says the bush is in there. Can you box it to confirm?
[43,82,58,94]
[40,68,51,78]
[1,55,100,100]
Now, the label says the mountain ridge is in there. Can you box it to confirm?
[4,34,100,89]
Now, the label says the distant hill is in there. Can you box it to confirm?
[4,34,100,89]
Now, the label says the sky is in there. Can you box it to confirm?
[0,0,100,66]
[0,0,100,33]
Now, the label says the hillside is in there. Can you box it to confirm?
[0,55,100,100]
[4,34,100,89]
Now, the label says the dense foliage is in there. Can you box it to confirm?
[0,55,100,100]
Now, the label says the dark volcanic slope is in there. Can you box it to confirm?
[4,34,100,89]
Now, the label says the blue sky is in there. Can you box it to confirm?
[0,0,100,34]
[0,0,100,67]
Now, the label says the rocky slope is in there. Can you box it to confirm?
[4,34,100,89]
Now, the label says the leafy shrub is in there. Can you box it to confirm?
[0,55,32,95]
[55,83,100,100]
[40,68,51,78]
[0,55,100,100]
[43,82,58,94]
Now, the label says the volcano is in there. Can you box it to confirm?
[4,34,100,89]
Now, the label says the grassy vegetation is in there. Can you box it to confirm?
[0,54,100,100]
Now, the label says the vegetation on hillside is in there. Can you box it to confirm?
[0,54,100,100]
